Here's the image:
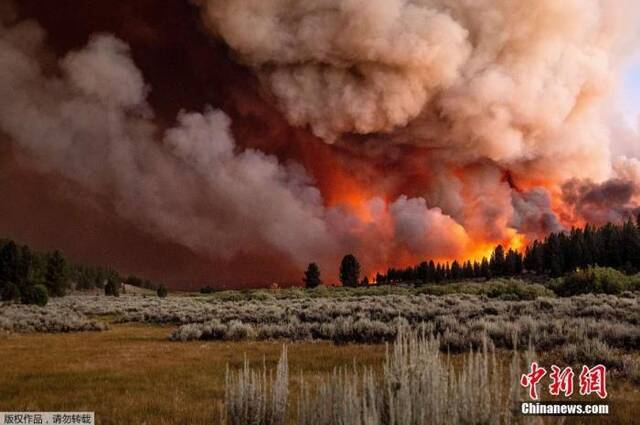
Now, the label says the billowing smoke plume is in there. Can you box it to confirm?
[0,19,336,264]
[562,157,640,224]
[196,0,470,141]
[0,12,476,283]
[196,0,637,180]
[196,0,640,240]
[2,1,640,286]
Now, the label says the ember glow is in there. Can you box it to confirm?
[1,0,640,287]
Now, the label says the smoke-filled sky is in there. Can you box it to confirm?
[622,65,640,121]
[1,0,640,288]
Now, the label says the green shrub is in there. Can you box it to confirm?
[213,290,245,302]
[416,279,552,300]
[307,285,330,298]
[21,284,48,306]
[248,290,274,301]
[556,267,627,296]
[275,288,306,299]
[157,284,168,298]
[1,282,21,302]
[485,280,552,300]
[627,274,640,292]
[416,285,454,296]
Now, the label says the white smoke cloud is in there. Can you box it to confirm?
[195,0,470,141]
[389,196,469,258]
[63,36,149,109]
[0,16,473,277]
[197,0,640,184]
[0,19,340,267]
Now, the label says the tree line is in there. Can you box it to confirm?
[0,238,166,305]
[303,216,640,287]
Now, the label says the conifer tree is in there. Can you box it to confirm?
[339,254,361,287]
[303,263,322,289]
[416,261,429,284]
[450,261,462,281]
[490,245,505,276]
[480,257,490,279]
[0,240,18,285]
[45,250,68,297]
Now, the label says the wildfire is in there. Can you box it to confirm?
[325,182,378,223]
[7,0,639,288]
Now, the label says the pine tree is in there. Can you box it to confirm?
[339,254,361,287]
[428,260,436,282]
[515,250,523,275]
[545,234,564,277]
[504,249,518,276]
[386,268,395,284]
[473,261,481,278]
[463,261,474,279]
[450,261,462,281]
[0,240,18,285]
[622,218,640,270]
[582,224,596,267]
[303,263,322,289]
[490,245,505,276]
[75,265,94,290]
[480,257,490,279]
[1,282,20,302]
[16,245,33,287]
[434,263,443,283]
[565,228,584,272]
[45,251,68,297]
[416,261,429,284]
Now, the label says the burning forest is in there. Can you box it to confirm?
[2,0,640,287]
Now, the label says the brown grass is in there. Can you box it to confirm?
[0,324,638,424]
[0,325,385,424]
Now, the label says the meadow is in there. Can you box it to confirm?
[1,281,639,424]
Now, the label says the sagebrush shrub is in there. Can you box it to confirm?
[561,338,623,369]
[622,356,640,385]
[8,293,638,363]
[224,346,288,425]
[225,330,525,425]
[159,293,640,360]
[0,301,107,333]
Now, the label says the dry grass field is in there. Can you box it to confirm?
[0,324,387,424]
[1,287,639,424]
[0,321,638,424]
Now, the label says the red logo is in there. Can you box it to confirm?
[520,362,547,400]
[520,363,607,400]
[579,365,608,399]
[549,365,574,397]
